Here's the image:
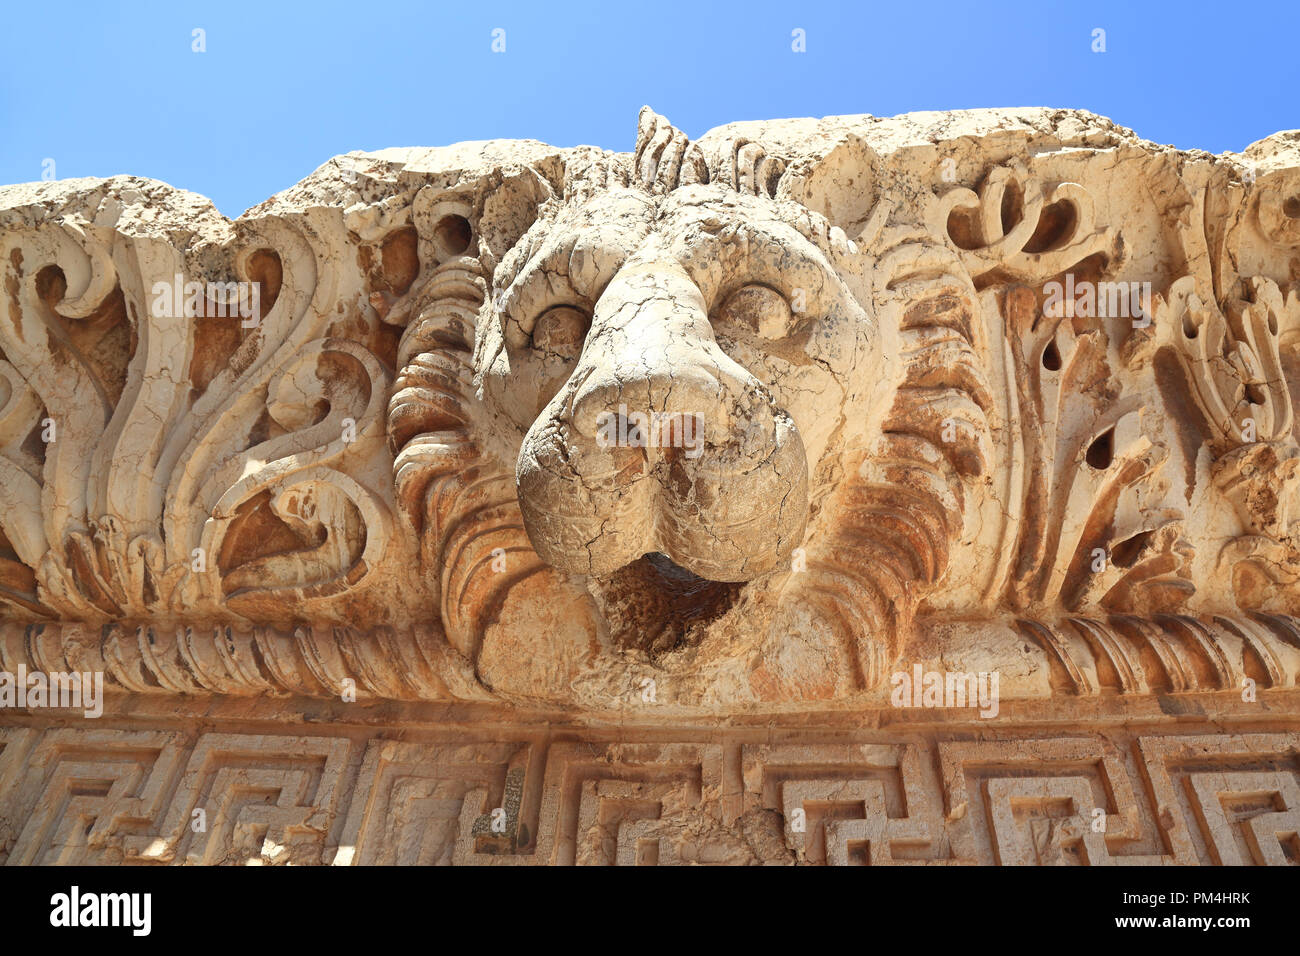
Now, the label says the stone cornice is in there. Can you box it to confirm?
[3,108,1300,709]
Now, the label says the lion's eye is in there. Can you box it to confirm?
[716,284,794,339]
[531,305,590,360]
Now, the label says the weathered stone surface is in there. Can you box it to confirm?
[2,107,1299,864]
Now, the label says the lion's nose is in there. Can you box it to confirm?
[569,262,756,453]
[517,259,808,581]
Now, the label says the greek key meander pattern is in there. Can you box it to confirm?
[2,723,1297,865]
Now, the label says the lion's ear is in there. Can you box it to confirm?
[775,132,885,246]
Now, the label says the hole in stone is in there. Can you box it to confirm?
[35,265,66,307]
[1245,384,1266,406]
[1284,195,1300,219]
[1086,427,1114,469]
[380,226,419,294]
[999,179,1024,235]
[245,248,283,317]
[1024,200,1078,254]
[592,552,742,659]
[1042,339,1062,371]
[433,214,472,258]
[945,207,982,250]
[1111,530,1152,568]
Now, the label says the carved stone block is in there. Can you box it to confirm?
[3,107,1300,865]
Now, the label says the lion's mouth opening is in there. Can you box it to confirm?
[590,551,743,658]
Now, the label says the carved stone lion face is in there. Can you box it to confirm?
[477,184,879,585]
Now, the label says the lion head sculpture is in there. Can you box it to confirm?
[387,108,991,701]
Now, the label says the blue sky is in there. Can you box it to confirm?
[2,0,1295,216]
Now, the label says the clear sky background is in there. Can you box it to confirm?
[1,0,1295,216]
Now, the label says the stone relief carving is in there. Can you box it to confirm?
[3,108,1300,712]
[4,724,1298,866]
